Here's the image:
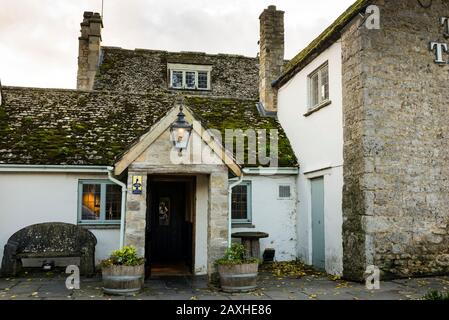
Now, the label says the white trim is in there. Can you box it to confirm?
[228,174,244,247]
[242,167,299,176]
[168,63,212,91]
[107,169,127,249]
[167,63,212,91]
[307,62,329,110]
[0,164,112,173]
[304,166,333,179]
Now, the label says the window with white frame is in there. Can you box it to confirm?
[168,63,212,90]
[308,62,329,110]
[78,180,122,224]
[231,181,252,223]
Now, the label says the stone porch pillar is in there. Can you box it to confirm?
[207,168,229,280]
[124,172,147,257]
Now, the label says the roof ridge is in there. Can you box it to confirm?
[101,46,258,60]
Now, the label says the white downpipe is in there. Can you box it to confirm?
[227,174,244,247]
[107,167,127,249]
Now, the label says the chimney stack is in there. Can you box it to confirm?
[259,5,284,112]
[77,12,103,90]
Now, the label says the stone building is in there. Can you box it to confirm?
[275,0,449,280]
[1,0,446,282]
[0,6,299,278]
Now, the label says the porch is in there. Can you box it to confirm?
[1,268,447,300]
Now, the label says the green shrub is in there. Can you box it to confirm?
[101,246,145,268]
[423,290,449,300]
[215,243,259,266]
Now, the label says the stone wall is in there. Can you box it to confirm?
[342,0,449,280]
[93,48,260,100]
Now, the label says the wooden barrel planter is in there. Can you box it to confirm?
[102,264,144,296]
[218,263,259,293]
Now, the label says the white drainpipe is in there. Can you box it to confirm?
[107,167,127,249]
[228,174,244,247]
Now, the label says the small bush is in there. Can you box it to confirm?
[215,243,259,266]
[101,246,145,268]
[423,290,449,301]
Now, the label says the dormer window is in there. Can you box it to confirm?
[168,63,212,90]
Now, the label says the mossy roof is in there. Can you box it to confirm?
[274,0,371,88]
[0,87,297,168]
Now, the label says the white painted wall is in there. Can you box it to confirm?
[0,172,121,268]
[231,175,297,261]
[277,40,344,275]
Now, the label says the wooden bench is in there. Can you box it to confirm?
[1,222,97,277]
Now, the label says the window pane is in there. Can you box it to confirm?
[310,73,319,107]
[171,71,183,88]
[82,184,101,220]
[198,71,208,89]
[106,184,122,221]
[232,185,248,221]
[185,71,196,89]
[321,66,329,101]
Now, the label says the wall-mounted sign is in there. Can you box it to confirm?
[132,176,143,194]
[429,17,449,64]
[158,197,170,226]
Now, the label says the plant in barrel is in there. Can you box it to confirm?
[101,246,145,296]
[215,243,260,293]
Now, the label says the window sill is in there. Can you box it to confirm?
[169,87,211,91]
[303,100,332,117]
[78,224,121,230]
[232,223,255,229]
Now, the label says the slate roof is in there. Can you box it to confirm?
[274,0,371,88]
[0,87,297,168]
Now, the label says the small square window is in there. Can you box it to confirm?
[231,182,252,223]
[198,71,208,89]
[308,63,329,110]
[171,71,183,88]
[168,64,211,91]
[279,185,292,199]
[79,181,122,224]
[81,184,101,221]
[185,71,196,89]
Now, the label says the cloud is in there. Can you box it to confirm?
[0,0,355,88]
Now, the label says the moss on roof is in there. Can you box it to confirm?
[0,87,297,168]
[275,0,371,87]
[186,96,297,167]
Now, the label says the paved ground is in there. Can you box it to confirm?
[0,269,448,300]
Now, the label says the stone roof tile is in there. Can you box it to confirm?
[0,87,297,168]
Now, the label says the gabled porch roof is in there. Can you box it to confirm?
[113,105,242,176]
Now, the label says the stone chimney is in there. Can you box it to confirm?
[77,12,103,90]
[259,5,284,112]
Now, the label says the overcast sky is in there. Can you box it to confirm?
[0,0,355,89]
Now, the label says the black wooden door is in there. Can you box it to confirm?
[149,181,186,263]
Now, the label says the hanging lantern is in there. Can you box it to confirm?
[170,106,193,153]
